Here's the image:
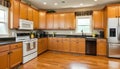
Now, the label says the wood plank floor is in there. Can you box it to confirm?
[20,51,120,69]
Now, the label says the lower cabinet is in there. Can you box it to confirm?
[38,38,48,55]
[97,39,107,56]
[70,38,85,54]
[0,51,9,69]
[0,42,22,69]
[62,38,70,52]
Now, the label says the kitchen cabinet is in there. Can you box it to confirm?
[28,7,33,21]
[20,2,28,20]
[39,11,46,29]
[48,38,58,51]
[9,43,22,68]
[59,14,65,29]
[38,38,48,55]
[93,10,104,29]
[0,45,9,69]
[10,0,20,29]
[65,13,76,29]
[53,13,59,29]
[70,38,85,54]
[97,39,107,56]
[33,9,39,29]
[57,38,63,51]
[62,38,70,52]
[46,13,54,29]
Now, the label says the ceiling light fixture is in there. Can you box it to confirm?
[94,0,98,2]
[80,3,83,6]
[54,3,58,5]
[43,2,47,5]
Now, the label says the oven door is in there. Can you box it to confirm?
[23,40,37,56]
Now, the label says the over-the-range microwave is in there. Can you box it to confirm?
[19,19,33,30]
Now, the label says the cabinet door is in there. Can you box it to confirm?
[39,11,46,29]
[107,6,118,18]
[33,10,39,29]
[38,39,43,54]
[119,6,120,17]
[10,0,20,29]
[77,38,85,54]
[57,38,63,51]
[46,14,54,29]
[59,14,65,29]
[10,48,22,68]
[97,39,107,56]
[63,38,70,52]
[43,38,48,51]
[65,13,75,29]
[70,38,77,53]
[0,51,9,69]
[20,3,28,19]
[28,7,33,21]
[53,14,59,29]
[93,11,104,29]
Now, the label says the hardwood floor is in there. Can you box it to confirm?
[20,51,120,69]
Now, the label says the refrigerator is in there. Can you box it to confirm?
[108,18,120,58]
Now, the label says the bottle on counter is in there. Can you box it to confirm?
[30,32,35,39]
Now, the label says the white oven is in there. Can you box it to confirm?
[23,39,37,56]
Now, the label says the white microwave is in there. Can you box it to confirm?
[19,19,33,30]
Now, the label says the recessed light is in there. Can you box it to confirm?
[54,3,58,5]
[94,0,98,2]
[43,2,47,5]
[80,3,83,6]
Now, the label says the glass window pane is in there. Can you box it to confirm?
[77,18,90,25]
[0,10,5,22]
[0,23,7,34]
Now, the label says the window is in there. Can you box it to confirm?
[76,16,92,34]
[0,5,8,35]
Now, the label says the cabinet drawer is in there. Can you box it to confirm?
[10,43,22,50]
[0,45,9,52]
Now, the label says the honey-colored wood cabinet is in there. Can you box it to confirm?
[107,6,118,18]
[93,10,104,29]
[97,39,107,56]
[46,13,54,29]
[70,38,85,54]
[33,9,39,29]
[53,13,59,29]
[0,45,9,69]
[9,43,22,68]
[28,7,33,21]
[57,38,63,51]
[20,2,28,20]
[39,11,46,29]
[62,38,70,52]
[9,0,20,29]
[38,38,48,55]
[65,13,75,29]
[48,38,54,50]
[59,14,65,29]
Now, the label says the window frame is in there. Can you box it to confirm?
[0,5,9,36]
[75,16,93,34]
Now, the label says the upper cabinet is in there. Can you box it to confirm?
[27,7,33,21]
[46,13,54,29]
[9,0,20,29]
[93,10,104,29]
[46,12,75,30]
[20,3,28,20]
[107,4,120,18]
[33,9,39,29]
[39,11,46,29]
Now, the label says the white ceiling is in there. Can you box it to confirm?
[26,0,120,10]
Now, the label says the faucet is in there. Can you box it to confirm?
[81,30,84,36]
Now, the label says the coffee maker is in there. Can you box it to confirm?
[99,31,104,38]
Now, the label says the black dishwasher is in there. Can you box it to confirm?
[86,37,96,55]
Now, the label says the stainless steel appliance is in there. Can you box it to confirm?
[16,33,38,63]
[108,18,120,58]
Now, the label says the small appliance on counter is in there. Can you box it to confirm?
[99,30,104,38]
[35,31,48,38]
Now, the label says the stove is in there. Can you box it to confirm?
[16,33,38,63]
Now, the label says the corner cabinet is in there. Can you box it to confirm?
[93,10,104,29]
[9,0,20,29]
